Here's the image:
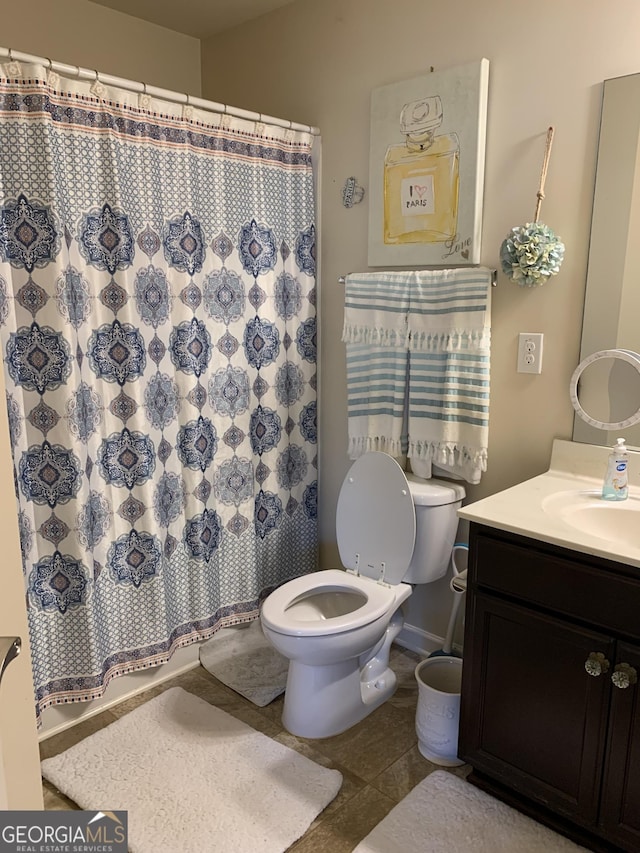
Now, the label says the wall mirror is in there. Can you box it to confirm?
[573,71,640,448]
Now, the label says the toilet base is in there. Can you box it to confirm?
[280,607,405,738]
[282,657,397,739]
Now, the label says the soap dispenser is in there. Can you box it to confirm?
[602,437,628,501]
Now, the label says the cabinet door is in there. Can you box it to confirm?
[600,642,640,850]
[460,592,615,827]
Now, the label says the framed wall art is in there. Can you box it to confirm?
[368,59,489,267]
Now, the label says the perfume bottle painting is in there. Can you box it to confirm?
[383,96,459,245]
[368,59,489,266]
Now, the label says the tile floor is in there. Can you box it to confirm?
[40,644,469,852]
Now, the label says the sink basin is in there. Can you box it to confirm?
[542,490,640,548]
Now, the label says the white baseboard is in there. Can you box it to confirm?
[396,623,463,658]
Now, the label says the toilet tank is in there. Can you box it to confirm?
[403,475,465,584]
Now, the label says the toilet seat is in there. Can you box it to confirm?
[260,569,402,637]
[261,453,416,639]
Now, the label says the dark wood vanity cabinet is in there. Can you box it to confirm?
[459,524,640,853]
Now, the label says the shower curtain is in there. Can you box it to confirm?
[0,61,318,721]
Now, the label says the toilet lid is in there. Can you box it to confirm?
[336,452,416,586]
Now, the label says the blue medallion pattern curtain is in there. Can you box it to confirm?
[0,61,318,722]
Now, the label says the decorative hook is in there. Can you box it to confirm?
[342,177,365,208]
[6,48,22,77]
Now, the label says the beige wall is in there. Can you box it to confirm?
[0,364,42,807]
[202,0,640,642]
[2,0,201,94]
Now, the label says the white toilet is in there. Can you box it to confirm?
[260,451,465,738]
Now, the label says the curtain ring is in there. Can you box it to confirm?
[8,48,13,62]
[143,81,147,95]
[186,93,191,106]
[94,69,99,82]
[45,57,52,70]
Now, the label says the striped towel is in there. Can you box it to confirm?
[345,343,409,458]
[407,348,490,484]
[342,271,411,348]
[342,268,492,484]
[407,269,492,484]
[343,272,411,458]
[407,268,492,352]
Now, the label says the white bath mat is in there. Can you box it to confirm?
[199,619,288,706]
[41,687,342,853]
[354,769,587,852]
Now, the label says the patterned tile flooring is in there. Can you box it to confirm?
[40,645,469,852]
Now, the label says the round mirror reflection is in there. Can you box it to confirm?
[570,349,640,430]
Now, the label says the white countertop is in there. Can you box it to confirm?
[458,439,640,569]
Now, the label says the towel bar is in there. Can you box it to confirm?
[338,270,497,286]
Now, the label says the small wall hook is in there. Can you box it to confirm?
[342,176,365,208]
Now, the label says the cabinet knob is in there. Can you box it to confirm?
[585,651,610,677]
[612,662,638,689]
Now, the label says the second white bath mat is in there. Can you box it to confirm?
[199,618,288,706]
[354,769,587,852]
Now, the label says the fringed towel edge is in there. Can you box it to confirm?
[342,322,410,349]
[348,436,405,459]
[407,329,491,352]
[407,440,488,472]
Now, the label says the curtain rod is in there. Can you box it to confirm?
[0,46,320,137]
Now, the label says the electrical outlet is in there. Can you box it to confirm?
[517,332,544,374]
